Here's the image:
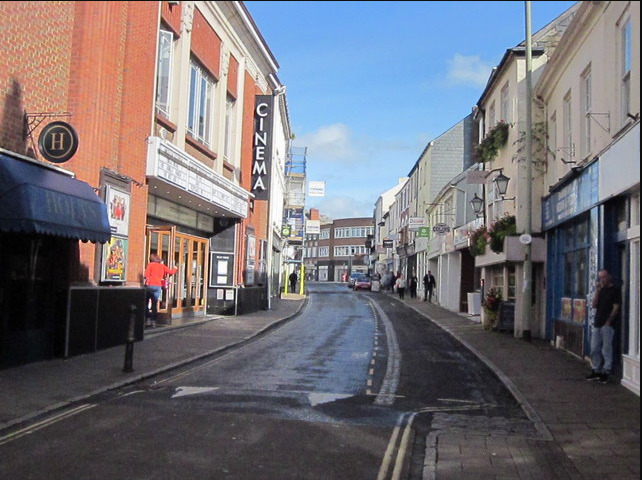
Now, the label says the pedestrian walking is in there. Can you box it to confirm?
[409,274,418,299]
[289,270,298,293]
[144,253,177,327]
[585,269,621,384]
[423,270,437,302]
[395,274,406,299]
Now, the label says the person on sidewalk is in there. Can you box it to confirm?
[585,269,621,384]
[423,270,436,302]
[289,270,298,294]
[395,274,406,299]
[144,253,177,327]
[409,274,418,299]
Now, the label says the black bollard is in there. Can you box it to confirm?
[123,304,136,373]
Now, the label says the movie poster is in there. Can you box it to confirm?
[106,186,130,236]
[101,236,128,282]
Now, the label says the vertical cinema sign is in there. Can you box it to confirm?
[252,95,274,201]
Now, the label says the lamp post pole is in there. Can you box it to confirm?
[522,0,533,341]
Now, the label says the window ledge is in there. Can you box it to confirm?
[185,133,217,161]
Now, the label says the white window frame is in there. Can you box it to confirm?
[500,82,509,123]
[156,28,174,117]
[488,101,496,129]
[187,60,214,146]
[620,17,631,126]
[563,91,573,161]
[549,112,557,166]
[580,66,592,158]
[224,95,236,163]
[318,246,329,257]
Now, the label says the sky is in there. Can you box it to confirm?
[243,1,578,219]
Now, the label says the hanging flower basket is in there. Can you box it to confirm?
[488,214,516,254]
[468,225,489,257]
[475,121,509,163]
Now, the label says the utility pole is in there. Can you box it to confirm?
[522,0,533,341]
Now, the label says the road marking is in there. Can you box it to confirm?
[171,386,220,398]
[376,412,417,480]
[392,412,417,479]
[417,402,496,413]
[308,392,353,406]
[369,299,401,407]
[0,403,96,446]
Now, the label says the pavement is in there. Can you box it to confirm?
[0,287,639,480]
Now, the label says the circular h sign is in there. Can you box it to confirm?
[38,121,79,163]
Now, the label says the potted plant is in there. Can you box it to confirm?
[482,287,502,330]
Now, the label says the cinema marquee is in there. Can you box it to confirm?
[252,95,274,201]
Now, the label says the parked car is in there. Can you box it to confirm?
[353,275,372,291]
[347,272,362,288]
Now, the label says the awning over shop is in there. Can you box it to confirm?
[0,154,111,243]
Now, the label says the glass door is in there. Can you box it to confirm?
[172,232,208,315]
[146,226,174,316]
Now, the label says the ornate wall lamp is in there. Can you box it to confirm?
[469,169,515,217]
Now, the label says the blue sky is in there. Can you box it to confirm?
[244,1,578,219]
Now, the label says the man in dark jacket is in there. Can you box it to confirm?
[585,269,621,384]
[289,271,298,294]
[422,271,436,302]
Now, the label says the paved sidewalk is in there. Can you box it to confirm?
[0,294,306,431]
[0,289,639,480]
[390,293,640,480]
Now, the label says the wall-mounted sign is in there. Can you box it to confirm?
[306,220,320,234]
[408,217,425,230]
[432,223,451,234]
[308,181,325,197]
[251,96,273,201]
[38,121,79,163]
[416,227,430,237]
[382,239,394,248]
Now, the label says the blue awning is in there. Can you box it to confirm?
[0,154,111,243]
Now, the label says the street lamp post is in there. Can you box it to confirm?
[522,0,533,341]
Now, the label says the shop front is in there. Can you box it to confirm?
[0,152,112,367]
[146,137,249,323]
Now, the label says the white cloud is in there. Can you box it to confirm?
[446,54,494,88]
[296,124,357,162]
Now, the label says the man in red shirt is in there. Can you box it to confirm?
[144,253,177,327]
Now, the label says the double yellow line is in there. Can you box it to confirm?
[0,403,96,446]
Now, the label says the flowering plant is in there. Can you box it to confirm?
[468,225,490,257]
[488,214,516,253]
[483,287,502,313]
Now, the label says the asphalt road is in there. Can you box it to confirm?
[0,283,534,480]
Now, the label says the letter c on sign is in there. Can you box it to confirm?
[256,103,268,117]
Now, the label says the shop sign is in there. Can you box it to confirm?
[252,96,273,201]
[408,217,425,230]
[432,223,450,234]
[38,121,79,163]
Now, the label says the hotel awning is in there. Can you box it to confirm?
[0,154,111,243]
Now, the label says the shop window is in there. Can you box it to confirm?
[559,216,590,323]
